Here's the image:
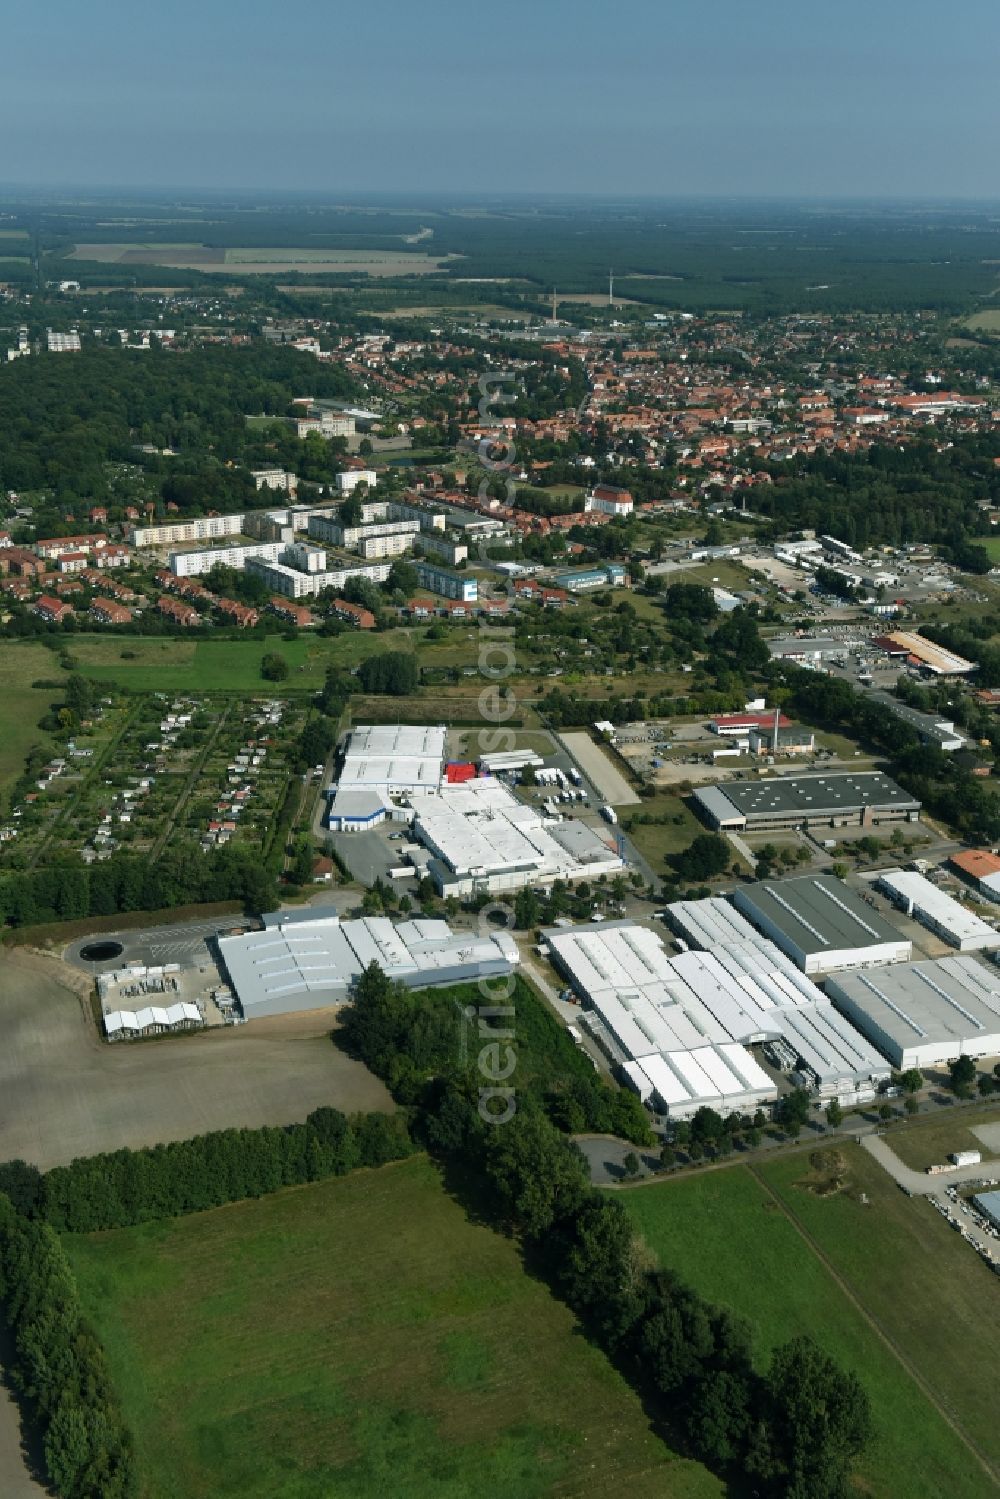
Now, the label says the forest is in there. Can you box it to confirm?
[0,341,360,514]
[5,194,1000,313]
[751,436,1000,550]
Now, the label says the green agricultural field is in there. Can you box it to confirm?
[65,1158,718,1499]
[760,1144,1000,1478]
[625,1162,991,1499]
[66,243,454,276]
[0,641,63,793]
[964,310,1000,333]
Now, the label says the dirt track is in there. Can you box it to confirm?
[0,1383,47,1498]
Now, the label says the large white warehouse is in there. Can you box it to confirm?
[327,724,447,831]
[731,876,911,975]
[544,915,889,1116]
[217,907,519,1019]
[664,899,890,1100]
[876,869,1000,953]
[410,778,622,897]
[826,955,1000,1070]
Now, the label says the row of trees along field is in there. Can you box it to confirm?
[0,1194,136,1498]
[340,963,873,1497]
[0,844,274,928]
[0,1106,413,1234]
[0,1104,412,1497]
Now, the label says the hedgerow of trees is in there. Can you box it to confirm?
[2,1106,412,1234]
[0,1194,137,1498]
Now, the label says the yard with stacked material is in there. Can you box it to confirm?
[64,1156,718,1499]
[625,1149,1000,1498]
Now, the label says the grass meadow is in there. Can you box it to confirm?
[0,640,62,789]
[760,1144,1000,1475]
[625,1158,994,1499]
[69,632,415,691]
[880,1103,1000,1173]
[65,1157,718,1499]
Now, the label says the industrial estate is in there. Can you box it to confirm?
[3,183,1000,1499]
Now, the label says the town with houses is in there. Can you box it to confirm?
[3,225,1000,1499]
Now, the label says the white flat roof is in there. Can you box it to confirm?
[336,724,446,793]
[219,911,518,1016]
[878,869,1000,950]
[411,779,620,881]
[546,918,888,1091]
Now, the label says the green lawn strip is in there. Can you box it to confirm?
[760,1143,1000,1474]
[624,1165,985,1499]
[620,792,705,868]
[882,1104,1000,1173]
[0,641,64,790]
[65,1158,718,1499]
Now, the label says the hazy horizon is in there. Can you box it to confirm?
[3,0,997,199]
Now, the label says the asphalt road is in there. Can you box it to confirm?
[63,913,252,975]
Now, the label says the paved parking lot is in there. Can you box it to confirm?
[330,828,404,890]
[558,731,640,806]
[63,912,251,975]
[0,948,393,1170]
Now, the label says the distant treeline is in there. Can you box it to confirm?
[339,963,873,1496]
[17,199,1000,312]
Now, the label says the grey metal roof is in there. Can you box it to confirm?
[827,955,1000,1048]
[734,875,905,954]
[694,784,747,826]
[767,635,847,657]
[262,905,340,928]
[974,1191,1000,1224]
[867,691,964,747]
[710,771,919,820]
[218,912,518,1017]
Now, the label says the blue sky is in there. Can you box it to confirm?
[3,0,997,196]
